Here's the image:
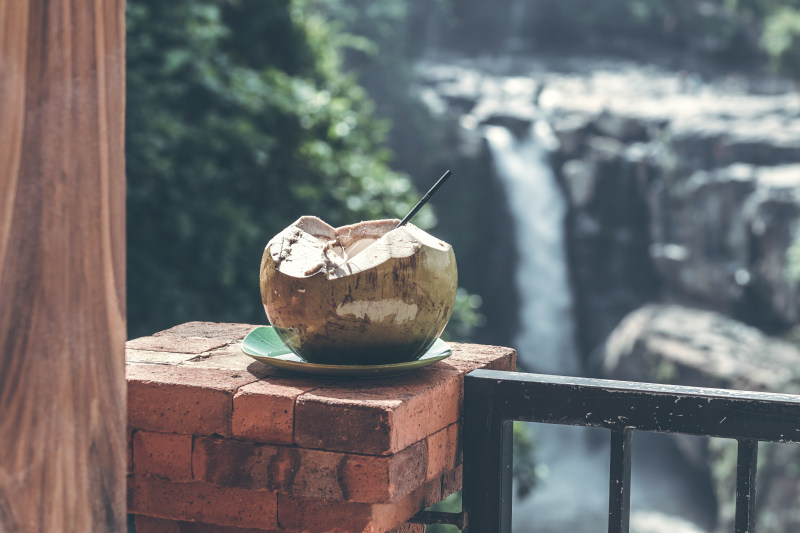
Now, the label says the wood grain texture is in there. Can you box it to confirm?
[0,1,126,531]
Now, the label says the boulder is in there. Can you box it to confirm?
[602,304,800,391]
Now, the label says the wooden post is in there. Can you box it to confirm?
[0,1,126,531]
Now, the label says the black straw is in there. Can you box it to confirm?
[396,170,453,228]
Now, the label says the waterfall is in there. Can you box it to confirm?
[484,122,712,533]
[484,122,580,375]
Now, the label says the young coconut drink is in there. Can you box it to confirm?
[260,216,457,365]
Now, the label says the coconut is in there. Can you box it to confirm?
[260,216,457,365]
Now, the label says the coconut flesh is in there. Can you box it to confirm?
[260,216,457,365]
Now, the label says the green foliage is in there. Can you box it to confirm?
[325,0,445,182]
[442,289,486,342]
[512,422,540,499]
[126,0,431,337]
[725,0,800,77]
[762,6,800,74]
[725,0,800,18]
[424,491,461,533]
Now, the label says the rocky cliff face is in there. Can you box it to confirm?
[537,60,800,357]
[650,164,800,327]
[414,56,800,359]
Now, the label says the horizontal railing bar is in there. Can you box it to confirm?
[466,370,800,443]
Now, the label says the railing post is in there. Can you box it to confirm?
[735,439,758,533]
[463,373,513,533]
[608,429,632,533]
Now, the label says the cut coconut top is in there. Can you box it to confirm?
[266,216,451,279]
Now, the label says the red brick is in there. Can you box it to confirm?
[128,476,277,530]
[441,343,516,374]
[179,522,278,533]
[385,441,428,502]
[134,515,180,533]
[194,437,426,503]
[334,450,392,502]
[158,322,258,343]
[128,428,134,474]
[388,524,425,533]
[134,431,192,481]
[294,367,462,455]
[281,439,426,503]
[294,393,397,455]
[126,322,259,356]
[269,446,371,502]
[425,422,460,482]
[193,437,274,490]
[232,377,322,445]
[126,335,228,354]
[441,465,463,498]
[274,446,354,502]
[182,344,273,376]
[127,364,258,436]
[277,477,443,533]
[420,472,444,508]
[277,495,372,532]
[127,349,198,365]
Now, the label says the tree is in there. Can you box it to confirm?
[126,0,428,337]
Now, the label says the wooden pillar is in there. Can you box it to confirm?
[0,1,126,531]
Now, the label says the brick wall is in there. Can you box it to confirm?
[126,322,516,533]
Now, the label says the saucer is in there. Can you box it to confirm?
[241,326,452,378]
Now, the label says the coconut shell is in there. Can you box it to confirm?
[260,216,458,365]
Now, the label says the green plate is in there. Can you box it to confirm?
[241,326,452,377]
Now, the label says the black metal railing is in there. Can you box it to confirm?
[453,369,800,533]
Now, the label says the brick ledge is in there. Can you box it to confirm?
[127,322,515,533]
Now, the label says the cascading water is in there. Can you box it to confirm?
[485,121,608,532]
[484,122,580,376]
[484,121,712,533]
